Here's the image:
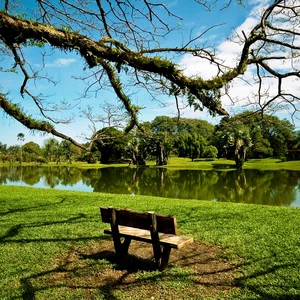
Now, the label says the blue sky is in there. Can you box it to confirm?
[1,0,298,147]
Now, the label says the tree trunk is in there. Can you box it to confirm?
[235,145,246,168]
[156,141,167,166]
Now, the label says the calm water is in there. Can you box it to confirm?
[1,166,300,207]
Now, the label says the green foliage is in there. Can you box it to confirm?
[82,151,101,164]
[93,127,130,164]
[0,112,297,165]
[221,111,295,159]
[149,116,215,163]
[23,40,44,48]
[17,132,25,142]
[203,145,218,158]
[177,132,206,161]
[43,138,60,162]
[13,12,28,19]
[213,112,296,166]
[0,142,7,153]
[22,141,42,162]
[0,95,55,133]
[59,140,73,163]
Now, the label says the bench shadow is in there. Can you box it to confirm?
[80,250,157,272]
[17,238,244,300]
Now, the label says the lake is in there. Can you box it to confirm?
[1,166,300,207]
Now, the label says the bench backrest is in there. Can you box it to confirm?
[100,207,178,235]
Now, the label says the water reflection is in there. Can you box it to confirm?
[1,166,300,207]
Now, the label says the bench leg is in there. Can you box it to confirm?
[152,243,162,270]
[109,207,132,261]
[114,237,132,260]
[121,237,131,256]
[159,246,171,271]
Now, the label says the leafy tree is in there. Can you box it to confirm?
[203,145,218,159]
[177,131,206,161]
[17,133,25,141]
[248,129,273,158]
[22,141,42,162]
[7,145,20,155]
[259,117,295,158]
[43,138,60,162]
[0,142,7,153]
[59,140,73,164]
[292,131,300,150]
[127,124,154,164]
[177,118,215,141]
[150,116,178,164]
[93,128,130,164]
[0,1,298,150]
[5,145,20,163]
[0,142,8,162]
[223,112,295,159]
[126,137,146,165]
[81,151,101,164]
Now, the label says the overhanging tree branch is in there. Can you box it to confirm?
[0,93,88,150]
[0,12,232,114]
[0,0,299,150]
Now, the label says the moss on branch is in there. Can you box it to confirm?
[0,11,233,116]
[0,94,88,151]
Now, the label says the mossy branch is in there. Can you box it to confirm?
[100,59,144,133]
[0,11,232,115]
[0,94,88,151]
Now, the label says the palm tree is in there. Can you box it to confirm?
[17,133,25,164]
[221,126,252,168]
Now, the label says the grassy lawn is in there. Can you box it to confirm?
[1,185,300,299]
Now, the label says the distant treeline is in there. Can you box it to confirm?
[1,112,299,167]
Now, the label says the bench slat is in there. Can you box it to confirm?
[101,207,177,234]
[104,226,193,249]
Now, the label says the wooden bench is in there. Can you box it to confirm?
[100,207,193,271]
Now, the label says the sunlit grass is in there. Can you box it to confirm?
[58,157,300,170]
[1,185,300,299]
[3,157,300,170]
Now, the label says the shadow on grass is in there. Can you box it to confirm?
[80,249,157,272]
[211,163,236,170]
[0,213,88,243]
[18,238,243,300]
[0,196,68,217]
[16,231,300,299]
[192,159,215,162]
[4,197,300,299]
[234,259,300,300]
[174,206,300,299]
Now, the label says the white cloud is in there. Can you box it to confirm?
[178,0,299,118]
[180,11,262,78]
[46,58,77,68]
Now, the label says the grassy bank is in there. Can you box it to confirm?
[1,185,299,299]
[3,157,300,170]
[167,157,300,171]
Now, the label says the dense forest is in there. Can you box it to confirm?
[1,112,299,168]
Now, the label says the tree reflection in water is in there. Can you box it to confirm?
[0,166,299,207]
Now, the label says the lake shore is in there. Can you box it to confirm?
[3,157,300,171]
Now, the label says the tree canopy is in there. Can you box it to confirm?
[0,0,299,150]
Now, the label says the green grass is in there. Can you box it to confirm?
[4,157,300,170]
[167,157,300,171]
[1,185,300,299]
